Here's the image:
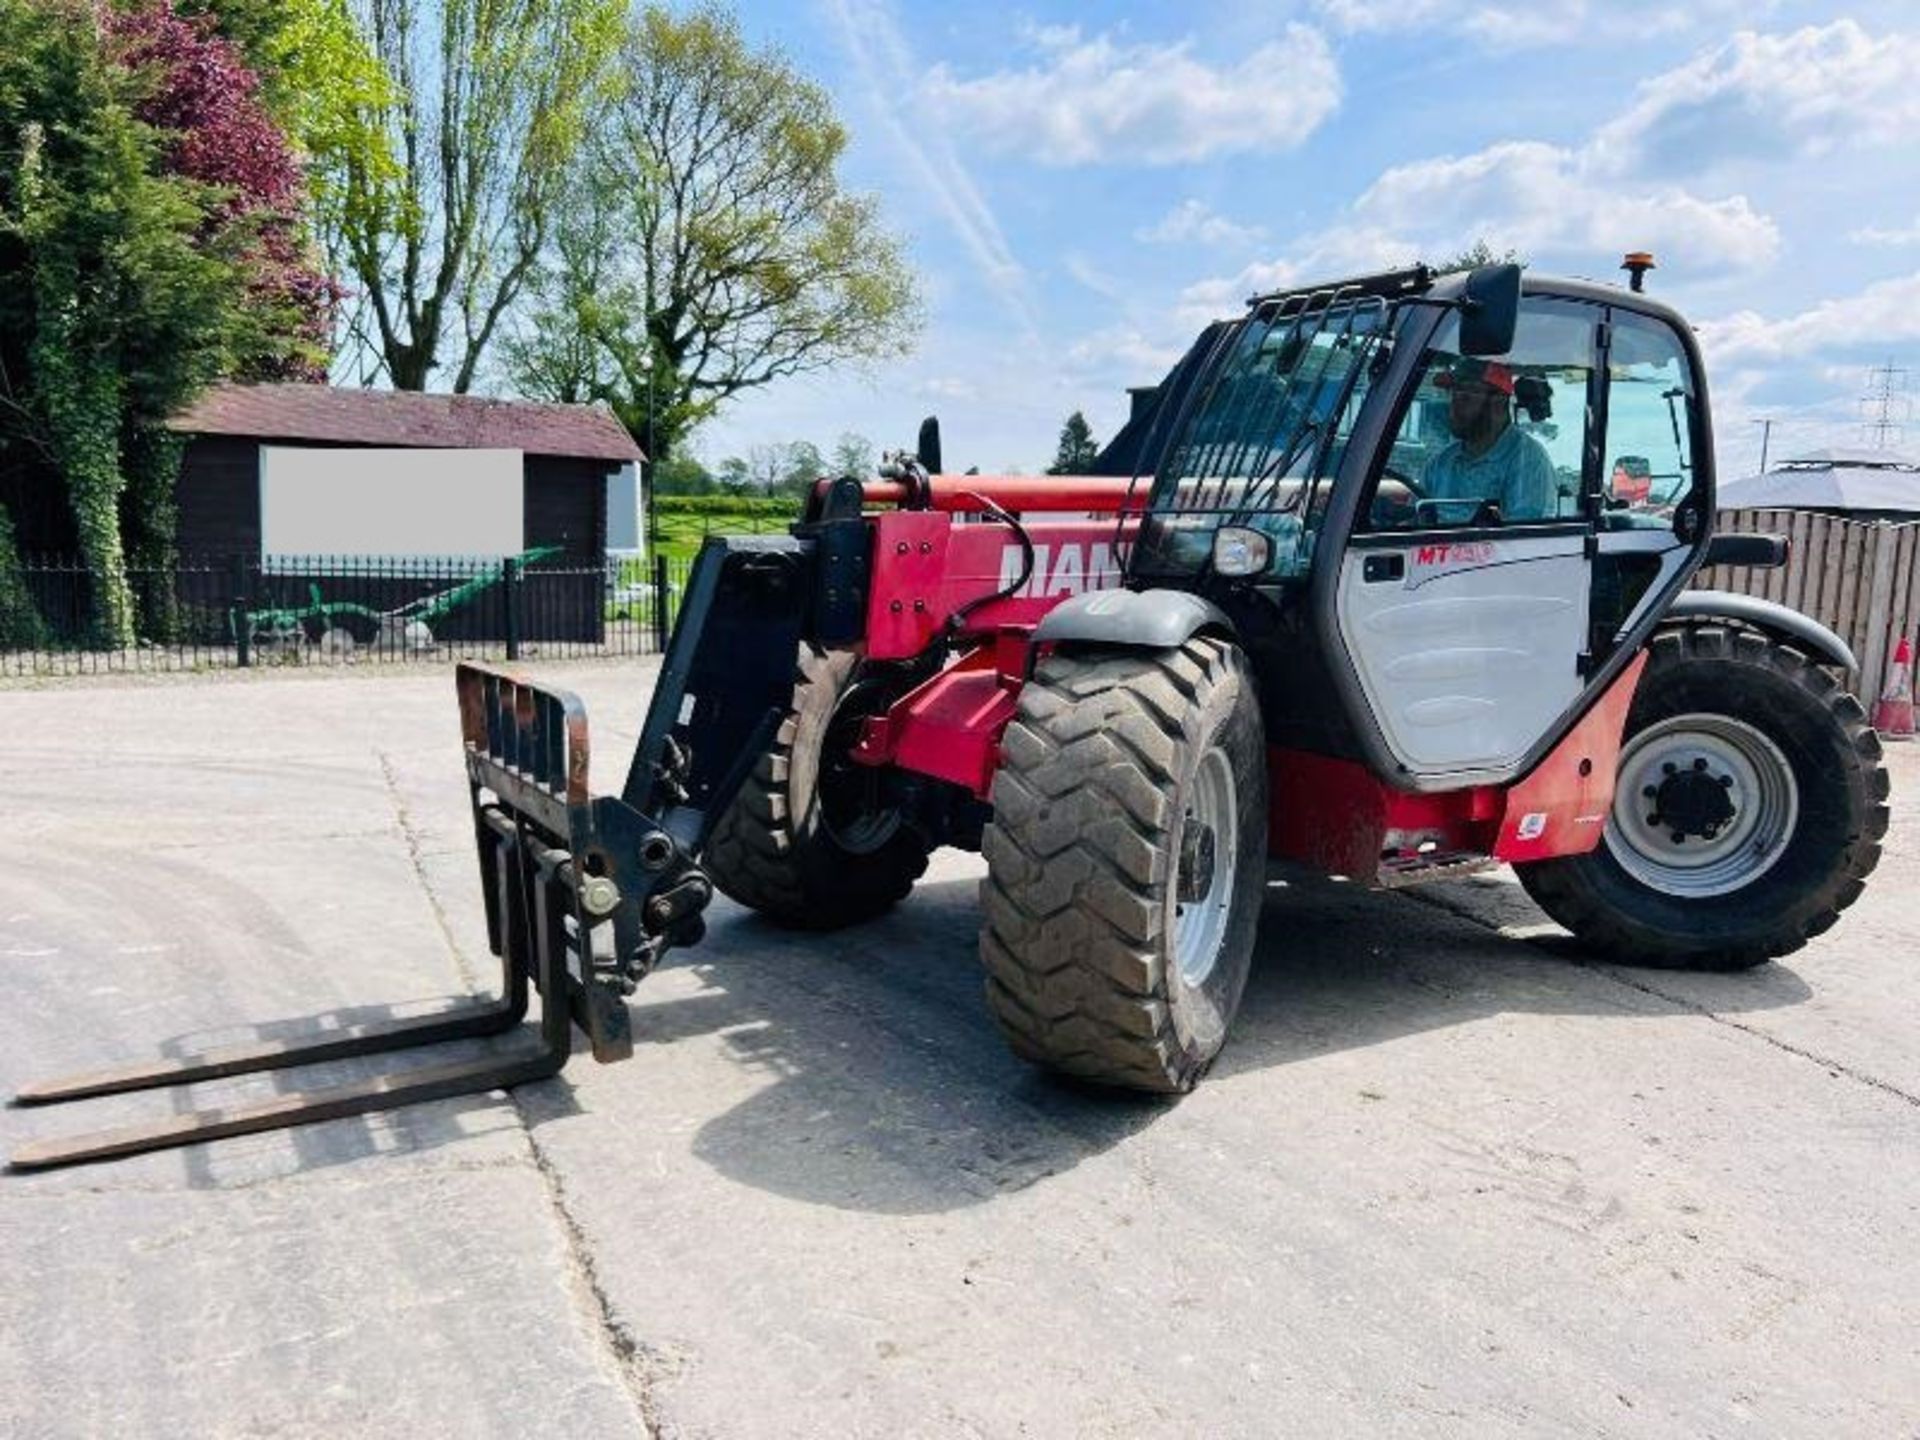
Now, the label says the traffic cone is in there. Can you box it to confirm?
[1873,635,1915,739]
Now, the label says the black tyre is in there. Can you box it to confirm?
[980,637,1267,1092]
[1516,626,1889,970]
[705,645,932,930]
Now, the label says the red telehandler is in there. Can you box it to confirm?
[13,260,1888,1168]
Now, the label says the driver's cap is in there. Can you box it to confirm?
[1436,358,1516,396]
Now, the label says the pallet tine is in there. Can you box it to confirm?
[9,663,676,1174]
[7,1046,567,1172]
[14,809,537,1118]
[11,1001,524,1107]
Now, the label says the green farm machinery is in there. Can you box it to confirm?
[239,545,563,659]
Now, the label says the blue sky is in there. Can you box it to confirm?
[695,1,1920,478]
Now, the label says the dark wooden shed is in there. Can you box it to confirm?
[162,385,644,646]
[166,383,642,559]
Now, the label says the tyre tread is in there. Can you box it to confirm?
[706,646,929,929]
[1518,626,1888,970]
[979,638,1240,1091]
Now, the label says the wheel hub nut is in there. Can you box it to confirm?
[1650,764,1737,843]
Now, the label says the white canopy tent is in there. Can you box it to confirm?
[1719,448,1920,513]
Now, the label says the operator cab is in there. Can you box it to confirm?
[1126,261,1714,789]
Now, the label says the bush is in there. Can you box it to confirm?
[653,494,799,519]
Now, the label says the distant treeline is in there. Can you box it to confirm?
[654,494,800,518]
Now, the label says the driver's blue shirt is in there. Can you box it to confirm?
[1421,423,1559,522]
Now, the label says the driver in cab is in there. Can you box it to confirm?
[1420,357,1557,523]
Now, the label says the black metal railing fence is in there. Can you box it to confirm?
[2,551,692,676]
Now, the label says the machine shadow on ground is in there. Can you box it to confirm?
[607,869,1812,1217]
[5,864,1811,1197]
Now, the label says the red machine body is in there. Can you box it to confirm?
[844,474,1644,883]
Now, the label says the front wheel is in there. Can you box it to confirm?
[1516,626,1889,970]
[706,646,933,930]
[980,637,1267,1092]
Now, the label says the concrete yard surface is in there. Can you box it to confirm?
[3,659,1917,1438]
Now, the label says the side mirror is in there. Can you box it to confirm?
[1459,263,1521,357]
[917,416,943,474]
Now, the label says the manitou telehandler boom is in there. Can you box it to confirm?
[14,259,1888,1168]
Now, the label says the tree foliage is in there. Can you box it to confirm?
[832,431,875,479]
[330,0,624,391]
[177,0,398,249]
[1047,411,1099,475]
[651,451,717,496]
[0,0,322,643]
[111,0,336,380]
[505,4,920,461]
[1435,239,1523,274]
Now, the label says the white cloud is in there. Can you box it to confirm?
[825,0,1036,335]
[1695,271,1920,368]
[1173,226,1423,325]
[1593,21,1920,174]
[1177,260,1298,324]
[1135,199,1269,248]
[1852,218,1920,248]
[1172,152,1779,328]
[1351,141,1780,272]
[1314,0,1770,51]
[1064,325,1188,377]
[1063,253,1128,302]
[925,25,1341,166]
[919,376,978,402]
[1170,17,1911,323]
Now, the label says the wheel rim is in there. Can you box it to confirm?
[1605,713,1800,898]
[817,677,905,856]
[1173,747,1238,987]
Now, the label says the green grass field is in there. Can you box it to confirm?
[605,496,803,623]
[647,499,798,564]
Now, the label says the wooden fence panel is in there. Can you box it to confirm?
[1861,523,1898,692]
[1817,515,1844,634]
[1836,520,1866,662]
[1691,509,1920,692]
[1789,512,1814,614]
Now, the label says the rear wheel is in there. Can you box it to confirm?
[706,646,933,930]
[318,627,357,662]
[1516,627,1889,970]
[980,637,1266,1092]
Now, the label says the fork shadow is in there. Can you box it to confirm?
[4,993,584,1191]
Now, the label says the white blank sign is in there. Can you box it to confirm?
[260,446,523,558]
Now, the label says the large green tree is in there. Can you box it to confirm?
[504,4,920,464]
[329,0,623,391]
[832,431,875,479]
[178,0,398,237]
[0,0,321,645]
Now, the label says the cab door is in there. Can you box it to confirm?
[1334,296,1602,779]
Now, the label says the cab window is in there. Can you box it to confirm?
[1366,298,1597,531]
[1601,310,1698,529]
